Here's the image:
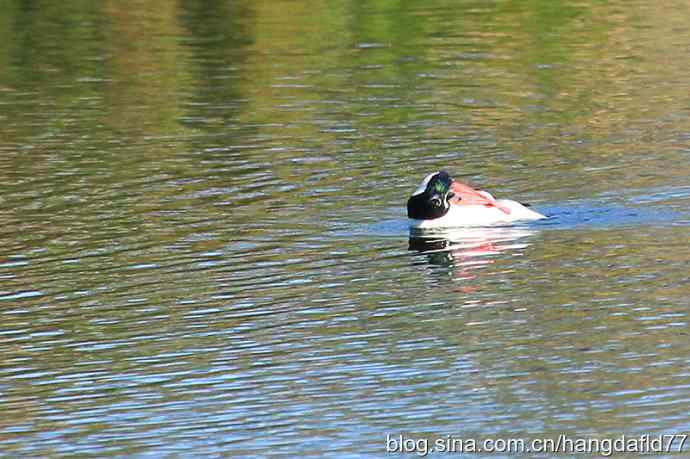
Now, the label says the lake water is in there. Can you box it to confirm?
[1,0,689,457]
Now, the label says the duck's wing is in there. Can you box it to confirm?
[449,181,511,214]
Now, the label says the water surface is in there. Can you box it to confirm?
[1,0,689,457]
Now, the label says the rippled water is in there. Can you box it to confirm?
[1,0,689,457]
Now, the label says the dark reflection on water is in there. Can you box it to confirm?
[1,0,690,456]
[409,226,535,274]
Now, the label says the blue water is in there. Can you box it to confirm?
[354,187,688,241]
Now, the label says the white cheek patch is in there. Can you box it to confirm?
[412,172,436,196]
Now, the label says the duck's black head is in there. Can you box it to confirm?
[407,170,455,220]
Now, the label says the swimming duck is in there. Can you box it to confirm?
[407,171,546,228]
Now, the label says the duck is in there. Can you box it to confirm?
[407,171,546,228]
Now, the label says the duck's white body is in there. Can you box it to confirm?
[407,172,546,228]
[410,197,545,228]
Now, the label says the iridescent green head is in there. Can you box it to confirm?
[407,170,455,220]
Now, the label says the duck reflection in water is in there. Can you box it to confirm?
[409,226,537,291]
